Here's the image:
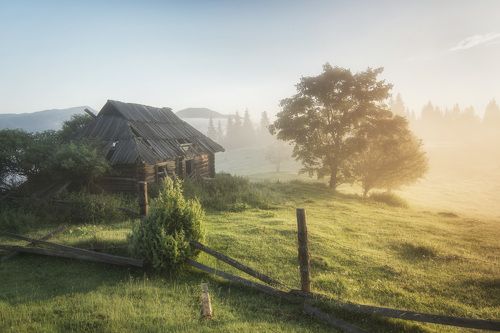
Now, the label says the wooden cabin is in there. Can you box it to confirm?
[80,100,224,192]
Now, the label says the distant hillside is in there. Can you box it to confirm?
[176,107,228,119]
[0,106,94,132]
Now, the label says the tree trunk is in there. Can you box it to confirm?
[329,164,338,190]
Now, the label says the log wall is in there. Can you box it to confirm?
[97,153,215,193]
[193,154,211,178]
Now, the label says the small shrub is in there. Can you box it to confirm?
[183,173,277,211]
[129,177,204,272]
[369,192,408,208]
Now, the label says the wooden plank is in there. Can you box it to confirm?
[84,108,97,118]
[200,283,213,319]
[0,244,142,267]
[0,232,143,267]
[191,241,286,288]
[1,225,66,263]
[187,259,293,300]
[296,208,311,293]
[303,303,368,333]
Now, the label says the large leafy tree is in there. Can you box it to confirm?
[0,114,108,191]
[270,64,392,189]
[354,116,428,197]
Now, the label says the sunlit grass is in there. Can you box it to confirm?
[0,181,498,332]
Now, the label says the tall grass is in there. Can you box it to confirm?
[0,191,136,228]
[183,173,280,211]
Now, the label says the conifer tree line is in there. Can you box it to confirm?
[390,94,500,142]
[206,109,277,149]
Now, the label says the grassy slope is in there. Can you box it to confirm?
[216,146,500,219]
[0,182,499,332]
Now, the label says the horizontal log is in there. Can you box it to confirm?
[191,241,286,288]
[0,244,143,267]
[337,302,500,331]
[187,259,293,300]
[0,232,143,267]
[295,291,500,331]
[100,176,137,182]
[1,225,66,263]
[303,303,367,333]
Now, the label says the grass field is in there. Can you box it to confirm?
[1,181,498,332]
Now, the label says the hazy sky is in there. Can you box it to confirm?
[1,0,499,117]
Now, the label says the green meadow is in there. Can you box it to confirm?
[1,181,498,332]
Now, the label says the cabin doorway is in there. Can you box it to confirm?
[185,159,194,178]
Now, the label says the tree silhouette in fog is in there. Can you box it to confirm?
[207,115,217,142]
[354,116,428,197]
[270,63,392,189]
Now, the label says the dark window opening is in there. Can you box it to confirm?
[106,140,119,159]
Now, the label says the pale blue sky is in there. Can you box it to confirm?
[1,0,499,117]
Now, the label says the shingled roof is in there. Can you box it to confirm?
[80,100,224,165]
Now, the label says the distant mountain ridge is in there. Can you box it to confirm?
[0,106,94,132]
[176,107,228,119]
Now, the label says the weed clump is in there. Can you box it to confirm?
[183,173,277,211]
[0,205,37,232]
[129,177,204,272]
[369,192,408,208]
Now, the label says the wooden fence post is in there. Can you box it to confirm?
[296,208,311,293]
[138,181,148,217]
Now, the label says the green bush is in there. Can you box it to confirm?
[183,173,276,211]
[129,177,204,272]
[369,191,408,208]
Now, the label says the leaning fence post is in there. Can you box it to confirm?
[138,181,148,218]
[296,208,311,293]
